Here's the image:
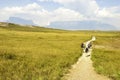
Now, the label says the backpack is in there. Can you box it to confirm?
[85,48,89,53]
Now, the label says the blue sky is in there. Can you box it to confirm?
[0,0,62,10]
[0,0,119,9]
[0,0,120,29]
[96,0,120,7]
[0,0,119,8]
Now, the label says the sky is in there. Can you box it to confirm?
[0,0,120,29]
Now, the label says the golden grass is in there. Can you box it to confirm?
[0,28,87,80]
[0,26,120,80]
[92,33,120,80]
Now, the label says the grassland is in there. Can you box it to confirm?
[0,23,120,80]
[0,23,88,80]
[92,32,120,80]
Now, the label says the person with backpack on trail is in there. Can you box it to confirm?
[81,36,96,53]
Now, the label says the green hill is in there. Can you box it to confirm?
[0,22,66,33]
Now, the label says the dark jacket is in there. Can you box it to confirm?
[81,43,85,48]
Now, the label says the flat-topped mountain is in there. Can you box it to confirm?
[49,21,116,30]
[7,17,35,26]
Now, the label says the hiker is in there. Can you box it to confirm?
[88,42,92,48]
[85,48,89,53]
[81,36,95,53]
[81,43,85,48]
[81,41,92,53]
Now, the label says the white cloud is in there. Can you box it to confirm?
[38,0,99,17]
[37,0,120,20]
[0,3,85,26]
[96,7,120,18]
[37,0,51,2]
[0,1,120,29]
[38,0,74,3]
[0,3,42,21]
[95,7,120,29]
[53,0,74,4]
[96,8,114,18]
[52,7,85,21]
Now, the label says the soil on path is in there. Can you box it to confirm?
[63,40,111,80]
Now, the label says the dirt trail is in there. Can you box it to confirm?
[63,38,110,80]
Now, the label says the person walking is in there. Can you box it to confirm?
[81,36,96,53]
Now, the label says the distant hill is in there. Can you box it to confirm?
[49,21,116,30]
[0,22,65,32]
[7,17,35,26]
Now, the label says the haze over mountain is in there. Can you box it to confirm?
[0,0,119,30]
[6,17,117,30]
[7,17,35,26]
[49,21,116,30]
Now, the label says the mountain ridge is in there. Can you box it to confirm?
[0,22,65,32]
[48,21,116,30]
[7,17,35,26]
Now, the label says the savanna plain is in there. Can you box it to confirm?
[0,23,120,80]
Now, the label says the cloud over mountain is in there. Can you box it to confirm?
[0,0,119,30]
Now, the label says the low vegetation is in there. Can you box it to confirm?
[0,24,86,80]
[92,32,120,80]
[0,23,120,80]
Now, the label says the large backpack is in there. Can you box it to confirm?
[88,43,92,48]
[85,48,89,53]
